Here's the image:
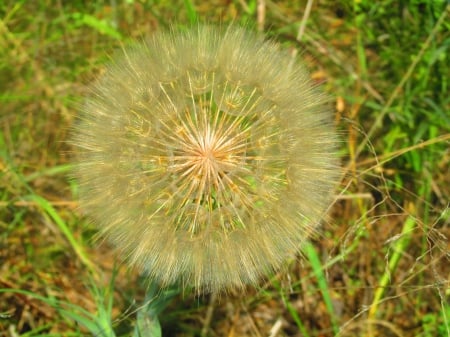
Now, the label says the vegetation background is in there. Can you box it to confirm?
[0,0,448,336]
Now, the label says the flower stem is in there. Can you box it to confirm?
[133,282,180,337]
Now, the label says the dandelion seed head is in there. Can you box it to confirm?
[72,25,340,293]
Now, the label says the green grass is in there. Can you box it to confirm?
[1,0,449,336]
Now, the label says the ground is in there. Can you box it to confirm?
[0,1,449,336]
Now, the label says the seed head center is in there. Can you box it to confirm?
[170,117,246,201]
[194,134,227,182]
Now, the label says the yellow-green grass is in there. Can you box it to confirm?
[1,1,448,336]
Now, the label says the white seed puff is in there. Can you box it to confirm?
[71,25,339,293]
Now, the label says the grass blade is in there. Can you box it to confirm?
[304,241,340,336]
[368,215,416,320]
[26,194,96,275]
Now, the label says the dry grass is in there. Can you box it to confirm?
[1,1,448,336]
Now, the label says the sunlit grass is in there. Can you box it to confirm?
[1,0,448,336]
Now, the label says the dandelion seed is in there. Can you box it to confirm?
[71,25,339,293]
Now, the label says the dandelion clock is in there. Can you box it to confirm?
[71,25,339,295]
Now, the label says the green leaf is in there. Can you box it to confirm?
[70,13,122,40]
[183,0,198,24]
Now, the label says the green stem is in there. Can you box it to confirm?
[368,216,416,328]
[133,282,180,337]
